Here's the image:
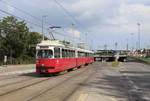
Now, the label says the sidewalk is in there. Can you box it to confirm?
[0,64,35,76]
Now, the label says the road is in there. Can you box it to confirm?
[0,61,150,101]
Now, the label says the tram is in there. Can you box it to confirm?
[36,40,94,74]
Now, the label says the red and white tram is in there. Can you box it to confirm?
[36,40,94,74]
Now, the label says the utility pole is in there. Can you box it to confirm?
[126,38,129,51]
[85,33,88,48]
[115,42,118,50]
[71,23,75,46]
[130,33,134,50]
[104,44,107,50]
[42,15,47,40]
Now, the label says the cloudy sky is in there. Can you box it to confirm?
[0,0,150,50]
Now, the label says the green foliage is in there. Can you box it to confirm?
[27,32,43,57]
[131,56,150,65]
[110,62,120,67]
[0,16,29,57]
[0,16,49,65]
[7,56,35,64]
[61,40,70,45]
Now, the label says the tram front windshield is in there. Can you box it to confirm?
[37,50,53,59]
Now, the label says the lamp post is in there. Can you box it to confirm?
[137,23,141,49]
[42,15,47,40]
[115,42,118,50]
[126,38,129,51]
[130,33,134,50]
[85,33,88,48]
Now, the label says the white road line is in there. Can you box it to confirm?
[122,72,140,90]
[76,93,88,101]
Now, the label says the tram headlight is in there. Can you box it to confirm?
[41,64,45,66]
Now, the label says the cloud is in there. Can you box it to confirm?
[67,29,80,38]
[2,0,150,49]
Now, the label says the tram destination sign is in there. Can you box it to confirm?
[40,46,49,49]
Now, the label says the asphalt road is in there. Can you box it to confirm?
[121,61,150,101]
[0,61,150,101]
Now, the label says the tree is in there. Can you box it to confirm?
[0,16,49,60]
[27,32,48,57]
[0,16,29,58]
[61,40,70,45]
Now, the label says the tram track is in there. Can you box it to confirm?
[24,65,95,101]
[0,65,93,101]
[0,77,52,96]
[0,76,19,81]
[0,67,83,97]
[0,77,36,88]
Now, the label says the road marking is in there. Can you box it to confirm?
[109,97,118,101]
[0,69,35,76]
[122,72,140,90]
[76,93,88,101]
[76,93,118,101]
[142,96,150,100]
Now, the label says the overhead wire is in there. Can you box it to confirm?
[52,0,91,45]
[0,9,43,28]
[0,0,54,27]
[0,0,81,42]
[53,0,88,31]
[0,8,78,40]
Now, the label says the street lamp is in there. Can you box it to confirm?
[85,33,88,47]
[42,15,48,40]
[126,38,129,51]
[130,33,134,50]
[115,42,118,50]
[137,23,141,49]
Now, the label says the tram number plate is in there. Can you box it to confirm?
[41,70,46,72]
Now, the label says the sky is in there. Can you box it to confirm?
[0,0,150,50]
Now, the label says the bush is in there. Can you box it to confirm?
[111,62,120,67]
[0,61,3,66]
[131,56,150,65]
[7,56,35,65]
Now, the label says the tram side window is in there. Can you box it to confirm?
[62,49,65,58]
[73,51,75,58]
[85,53,87,57]
[62,49,68,58]
[81,52,85,57]
[87,53,89,57]
[68,50,71,58]
[72,50,75,58]
[89,53,93,57]
[69,50,75,58]
[65,49,68,58]
[54,48,60,58]
[78,52,80,58]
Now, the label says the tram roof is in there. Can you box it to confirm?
[37,40,93,53]
[76,48,94,53]
[37,40,65,47]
